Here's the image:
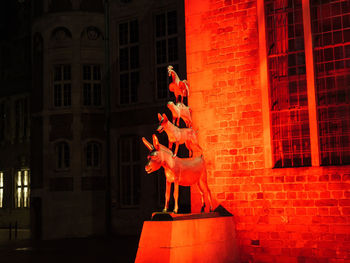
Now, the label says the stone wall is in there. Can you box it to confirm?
[185,0,350,261]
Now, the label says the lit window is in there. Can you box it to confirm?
[56,141,70,169]
[155,10,179,100]
[53,65,71,107]
[311,0,350,165]
[119,137,140,206]
[83,65,102,106]
[15,170,30,208]
[86,141,101,168]
[262,0,350,167]
[265,0,311,167]
[118,20,139,104]
[0,172,3,208]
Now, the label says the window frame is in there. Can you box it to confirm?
[85,141,102,169]
[53,64,72,108]
[82,64,103,107]
[0,101,6,142]
[55,141,71,171]
[14,97,29,142]
[118,136,141,208]
[117,19,140,105]
[258,0,350,168]
[154,9,180,101]
[0,171,3,208]
[14,169,30,209]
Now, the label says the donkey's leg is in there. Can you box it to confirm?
[163,181,171,212]
[173,143,179,158]
[197,182,206,213]
[185,142,193,158]
[168,142,173,152]
[200,179,213,212]
[173,182,179,214]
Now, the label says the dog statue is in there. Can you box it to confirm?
[142,134,213,213]
[157,113,202,158]
[167,101,192,128]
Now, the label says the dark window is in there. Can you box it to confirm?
[118,20,139,104]
[119,137,141,206]
[53,65,71,108]
[265,0,311,168]
[56,142,70,169]
[311,0,350,165]
[0,102,5,141]
[86,142,101,168]
[14,98,29,142]
[155,11,179,100]
[82,65,102,106]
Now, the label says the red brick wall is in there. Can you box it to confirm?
[185,0,350,262]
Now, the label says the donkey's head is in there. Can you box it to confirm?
[142,134,163,174]
[156,113,169,133]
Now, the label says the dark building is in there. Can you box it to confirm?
[1,0,349,262]
[0,1,31,241]
[28,0,187,239]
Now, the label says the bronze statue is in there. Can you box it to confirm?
[168,65,189,104]
[157,113,202,158]
[167,101,192,128]
[142,135,213,214]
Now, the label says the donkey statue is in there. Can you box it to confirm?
[168,65,189,104]
[142,134,213,214]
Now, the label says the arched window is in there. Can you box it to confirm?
[85,141,101,168]
[50,27,72,49]
[56,141,70,169]
[51,27,72,41]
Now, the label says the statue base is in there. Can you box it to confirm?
[134,212,238,263]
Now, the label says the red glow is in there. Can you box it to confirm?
[185,0,350,262]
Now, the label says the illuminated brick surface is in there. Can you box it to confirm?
[185,0,350,261]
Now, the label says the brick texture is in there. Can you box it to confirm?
[185,0,350,262]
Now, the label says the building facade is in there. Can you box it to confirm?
[0,1,31,241]
[2,0,349,261]
[185,0,350,261]
[30,0,188,239]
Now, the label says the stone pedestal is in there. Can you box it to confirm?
[135,213,238,263]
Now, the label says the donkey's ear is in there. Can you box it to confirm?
[152,134,160,150]
[162,113,168,121]
[142,137,154,151]
[157,113,162,121]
